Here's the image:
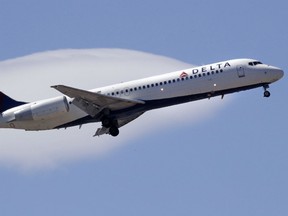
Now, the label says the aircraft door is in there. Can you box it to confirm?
[237,66,245,78]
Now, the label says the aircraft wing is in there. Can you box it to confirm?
[51,85,145,117]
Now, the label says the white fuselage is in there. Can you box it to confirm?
[0,59,284,131]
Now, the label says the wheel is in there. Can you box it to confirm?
[109,126,119,137]
[264,90,271,98]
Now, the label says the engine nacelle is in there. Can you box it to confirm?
[14,96,69,121]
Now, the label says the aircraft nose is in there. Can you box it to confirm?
[273,67,284,80]
[268,66,284,82]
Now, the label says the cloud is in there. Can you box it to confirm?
[0,49,230,171]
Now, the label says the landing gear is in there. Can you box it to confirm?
[109,126,119,137]
[264,90,271,98]
[101,118,111,128]
[263,84,271,98]
[101,118,119,137]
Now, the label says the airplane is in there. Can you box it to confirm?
[0,59,284,137]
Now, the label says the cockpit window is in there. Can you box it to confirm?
[248,61,263,66]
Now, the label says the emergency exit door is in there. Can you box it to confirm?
[237,66,245,78]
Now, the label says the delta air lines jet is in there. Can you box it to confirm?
[0,59,284,137]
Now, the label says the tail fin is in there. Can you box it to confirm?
[0,92,27,113]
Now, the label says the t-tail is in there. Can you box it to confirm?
[0,92,27,113]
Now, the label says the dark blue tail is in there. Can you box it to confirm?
[0,92,27,113]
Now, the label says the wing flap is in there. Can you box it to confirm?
[94,126,110,137]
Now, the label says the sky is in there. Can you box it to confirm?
[0,0,287,216]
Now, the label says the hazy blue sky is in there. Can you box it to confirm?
[0,0,287,216]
